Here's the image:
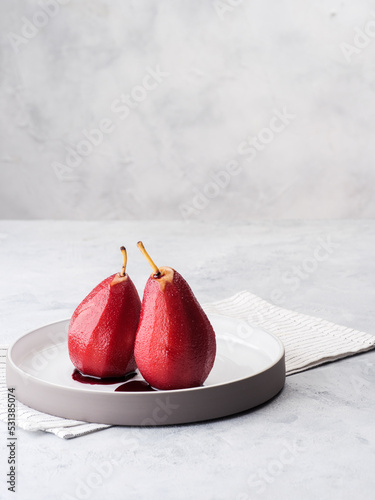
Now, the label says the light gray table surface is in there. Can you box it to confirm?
[1,220,374,500]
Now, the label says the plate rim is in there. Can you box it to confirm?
[6,315,285,395]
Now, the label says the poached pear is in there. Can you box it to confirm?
[135,242,216,390]
[68,247,141,378]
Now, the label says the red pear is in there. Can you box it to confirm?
[134,242,216,390]
[68,247,141,378]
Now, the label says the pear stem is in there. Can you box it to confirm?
[137,241,160,276]
[120,246,127,276]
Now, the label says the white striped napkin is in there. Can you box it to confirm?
[204,291,375,374]
[0,347,110,439]
[1,291,374,439]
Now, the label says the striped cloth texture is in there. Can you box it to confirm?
[1,291,374,439]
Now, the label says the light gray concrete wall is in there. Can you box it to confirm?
[1,0,375,220]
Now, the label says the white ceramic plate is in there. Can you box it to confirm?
[6,314,285,426]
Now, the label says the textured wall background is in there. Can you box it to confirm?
[1,0,375,220]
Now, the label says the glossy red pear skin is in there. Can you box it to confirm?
[134,268,216,390]
[68,273,141,378]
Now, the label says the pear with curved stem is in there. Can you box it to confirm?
[68,246,141,378]
[135,241,216,390]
